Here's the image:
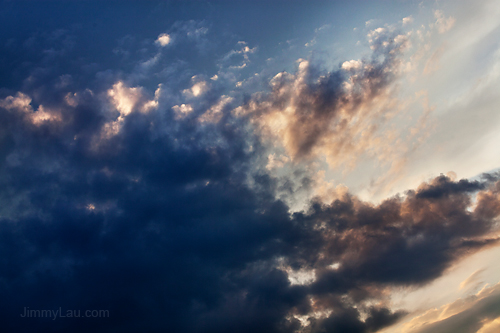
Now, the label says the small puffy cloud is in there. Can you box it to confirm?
[154,22,207,50]
[172,103,193,119]
[0,92,33,113]
[108,82,160,116]
[101,82,160,141]
[108,81,142,117]
[30,105,62,125]
[402,16,414,26]
[183,80,208,98]
[156,33,171,46]
[0,92,62,126]
[341,59,363,71]
[434,10,456,33]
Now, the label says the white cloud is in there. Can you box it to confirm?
[0,92,33,113]
[183,80,208,98]
[156,33,171,46]
[0,92,62,126]
[341,59,362,71]
[402,16,414,26]
[434,10,456,33]
[172,104,193,119]
[99,82,161,143]
[108,81,142,117]
[30,105,61,125]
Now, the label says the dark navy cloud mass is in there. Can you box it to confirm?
[0,1,499,332]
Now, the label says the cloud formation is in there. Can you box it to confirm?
[234,26,412,173]
[0,76,499,332]
[0,3,498,332]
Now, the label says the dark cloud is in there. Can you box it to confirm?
[309,306,406,333]
[415,175,485,199]
[1,78,499,332]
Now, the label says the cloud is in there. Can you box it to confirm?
[0,92,63,127]
[0,92,33,113]
[266,153,290,171]
[402,16,414,26]
[218,42,257,74]
[415,175,485,199]
[183,79,209,98]
[460,268,487,290]
[477,317,500,333]
[0,5,499,333]
[100,81,161,141]
[434,10,456,34]
[155,33,171,47]
[199,95,233,124]
[167,20,210,52]
[172,103,193,119]
[1,81,499,332]
[234,27,412,172]
[403,283,500,333]
[108,81,143,117]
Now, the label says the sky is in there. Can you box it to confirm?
[1,0,500,332]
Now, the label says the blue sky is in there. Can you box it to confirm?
[1,1,500,332]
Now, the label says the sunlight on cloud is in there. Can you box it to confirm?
[0,92,33,113]
[477,317,500,333]
[0,92,62,126]
[397,282,500,333]
[199,95,233,124]
[108,81,142,117]
[155,33,171,46]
